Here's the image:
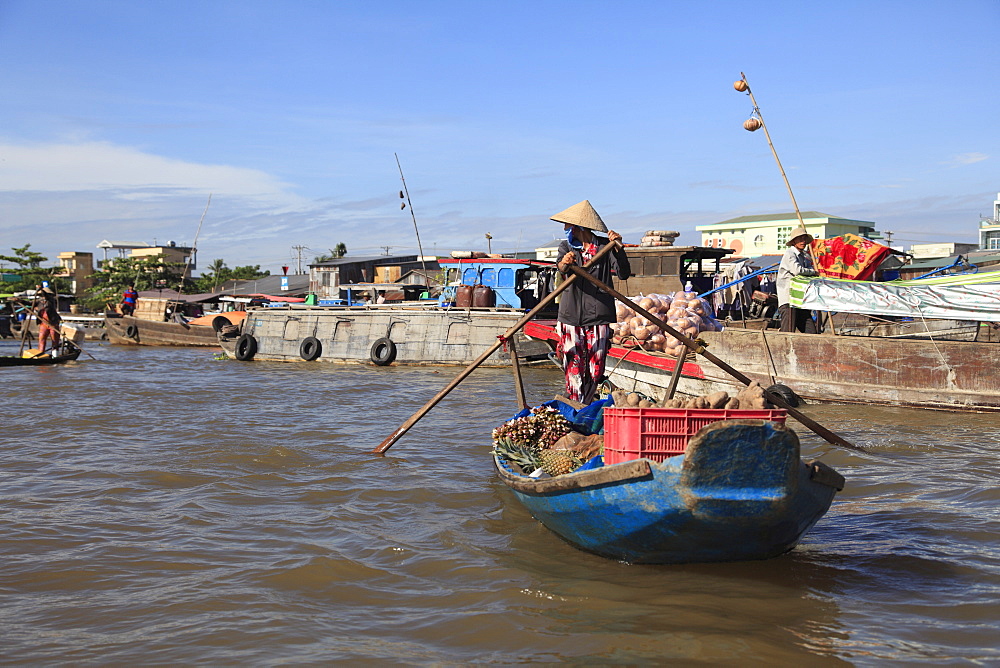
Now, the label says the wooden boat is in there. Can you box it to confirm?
[494,419,844,564]
[524,318,1000,412]
[104,293,245,348]
[104,314,225,347]
[0,341,82,367]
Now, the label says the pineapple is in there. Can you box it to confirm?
[538,449,582,476]
[493,406,576,475]
[492,437,541,473]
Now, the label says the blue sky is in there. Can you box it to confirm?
[1,0,997,274]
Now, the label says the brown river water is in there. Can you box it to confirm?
[2,340,999,665]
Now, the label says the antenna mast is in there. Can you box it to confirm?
[178,193,211,292]
[395,153,428,273]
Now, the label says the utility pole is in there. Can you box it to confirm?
[292,245,307,274]
[884,231,894,246]
[381,245,392,256]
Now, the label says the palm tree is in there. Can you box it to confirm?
[208,258,227,292]
[334,242,347,258]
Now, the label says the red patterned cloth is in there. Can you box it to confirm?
[810,234,892,281]
[556,322,610,404]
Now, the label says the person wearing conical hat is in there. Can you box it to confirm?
[552,200,631,404]
[35,285,62,353]
[777,225,819,333]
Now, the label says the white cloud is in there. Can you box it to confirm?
[945,152,989,167]
[0,141,296,198]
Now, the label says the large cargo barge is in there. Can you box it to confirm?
[220,304,549,366]
[221,255,559,366]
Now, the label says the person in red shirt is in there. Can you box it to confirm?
[121,286,138,316]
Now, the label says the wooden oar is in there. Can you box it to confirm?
[662,347,687,403]
[371,240,622,455]
[508,335,529,410]
[566,243,865,453]
[17,298,38,357]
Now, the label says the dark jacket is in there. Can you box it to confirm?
[556,237,631,327]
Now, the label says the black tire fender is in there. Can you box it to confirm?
[212,315,231,332]
[765,383,802,408]
[235,334,258,361]
[369,337,397,366]
[299,336,322,361]
[125,324,139,339]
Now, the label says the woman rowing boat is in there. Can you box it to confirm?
[551,200,631,404]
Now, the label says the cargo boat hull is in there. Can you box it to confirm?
[105,314,221,347]
[222,305,549,366]
[524,320,1000,412]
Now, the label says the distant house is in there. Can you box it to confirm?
[308,254,422,300]
[978,192,1000,250]
[55,251,95,296]
[696,212,881,257]
[898,250,1000,280]
[535,239,563,261]
[216,274,312,298]
[909,242,979,259]
[96,239,197,277]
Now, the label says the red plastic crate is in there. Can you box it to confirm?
[603,407,787,465]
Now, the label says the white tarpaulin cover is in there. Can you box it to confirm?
[789,269,1000,322]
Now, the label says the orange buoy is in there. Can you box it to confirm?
[743,118,762,132]
[734,80,748,92]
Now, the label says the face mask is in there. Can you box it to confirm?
[566,227,582,249]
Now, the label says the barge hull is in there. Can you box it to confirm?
[229,306,541,366]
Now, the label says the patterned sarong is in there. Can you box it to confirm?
[556,321,610,404]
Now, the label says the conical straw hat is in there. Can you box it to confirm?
[786,226,813,246]
[550,200,608,233]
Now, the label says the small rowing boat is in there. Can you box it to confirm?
[0,340,83,367]
[493,413,844,564]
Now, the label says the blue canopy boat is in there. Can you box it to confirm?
[493,419,844,564]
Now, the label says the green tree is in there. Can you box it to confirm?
[229,264,271,280]
[313,243,347,263]
[192,261,270,293]
[197,258,228,293]
[82,254,185,310]
[0,244,70,294]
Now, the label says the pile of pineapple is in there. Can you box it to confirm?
[492,405,586,477]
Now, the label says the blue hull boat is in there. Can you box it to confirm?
[494,419,844,564]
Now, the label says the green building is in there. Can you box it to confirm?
[695,211,881,257]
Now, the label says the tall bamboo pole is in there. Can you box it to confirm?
[737,73,805,229]
[395,154,428,275]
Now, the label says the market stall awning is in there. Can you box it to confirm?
[790,269,1000,322]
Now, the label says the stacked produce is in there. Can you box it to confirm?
[640,230,679,247]
[492,405,581,476]
[611,383,776,410]
[611,290,722,356]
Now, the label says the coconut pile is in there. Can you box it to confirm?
[610,382,776,410]
[640,230,679,247]
[611,290,723,356]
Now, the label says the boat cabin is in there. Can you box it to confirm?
[615,245,734,296]
[322,282,429,306]
[438,258,557,310]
